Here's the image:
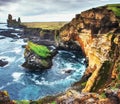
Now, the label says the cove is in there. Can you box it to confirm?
[0,24,86,100]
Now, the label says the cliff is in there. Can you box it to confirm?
[29,4,120,104]
[1,4,120,103]
[59,4,120,93]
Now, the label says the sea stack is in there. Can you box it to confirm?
[7,14,21,27]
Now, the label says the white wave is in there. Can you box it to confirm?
[0,82,13,90]
[0,56,16,64]
[12,72,24,82]
[72,55,75,58]
[33,76,76,86]
[0,36,5,38]
[60,68,75,74]
[15,39,26,45]
[81,58,86,64]
[58,50,74,56]
[0,85,5,89]
[11,33,18,36]
[13,47,22,54]
[15,28,23,32]
[41,77,45,80]
[65,63,73,69]
[15,57,24,63]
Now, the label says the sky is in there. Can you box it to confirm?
[0,0,120,23]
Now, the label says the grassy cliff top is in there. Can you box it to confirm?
[22,22,67,30]
[27,41,51,58]
[107,4,120,17]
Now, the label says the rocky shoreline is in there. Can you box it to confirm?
[0,4,120,104]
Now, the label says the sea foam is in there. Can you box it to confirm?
[12,72,24,82]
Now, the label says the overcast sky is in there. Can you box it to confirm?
[0,0,120,22]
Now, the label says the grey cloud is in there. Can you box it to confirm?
[17,0,84,16]
[0,0,18,5]
[1,0,120,17]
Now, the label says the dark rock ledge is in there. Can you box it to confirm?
[0,59,8,67]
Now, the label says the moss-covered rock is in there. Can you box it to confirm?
[22,41,57,71]
[27,41,51,58]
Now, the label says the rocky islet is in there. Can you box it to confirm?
[22,41,57,71]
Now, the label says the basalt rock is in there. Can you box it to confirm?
[0,59,8,67]
[7,14,21,27]
[22,28,58,46]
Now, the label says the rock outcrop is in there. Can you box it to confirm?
[0,91,15,104]
[22,28,58,46]
[22,41,57,71]
[0,59,8,67]
[7,14,21,27]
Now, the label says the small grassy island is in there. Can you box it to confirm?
[22,41,56,71]
[27,41,51,58]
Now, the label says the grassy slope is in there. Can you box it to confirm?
[22,22,67,30]
[107,4,120,17]
[27,41,51,58]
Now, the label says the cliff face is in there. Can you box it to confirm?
[59,5,120,93]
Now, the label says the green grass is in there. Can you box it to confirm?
[16,100,30,104]
[99,93,106,99]
[28,41,51,58]
[51,101,56,104]
[91,61,112,91]
[107,4,120,17]
[22,22,67,30]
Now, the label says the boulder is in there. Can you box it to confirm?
[0,59,8,67]
[0,91,15,104]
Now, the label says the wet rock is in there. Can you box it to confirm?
[0,29,22,39]
[0,59,8,67]
[0,36,5,39]
[22,52,53,71]
[21,45,26,48]
[61,69,75,74]
[0,91,15,104]
[105,89,120,104]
